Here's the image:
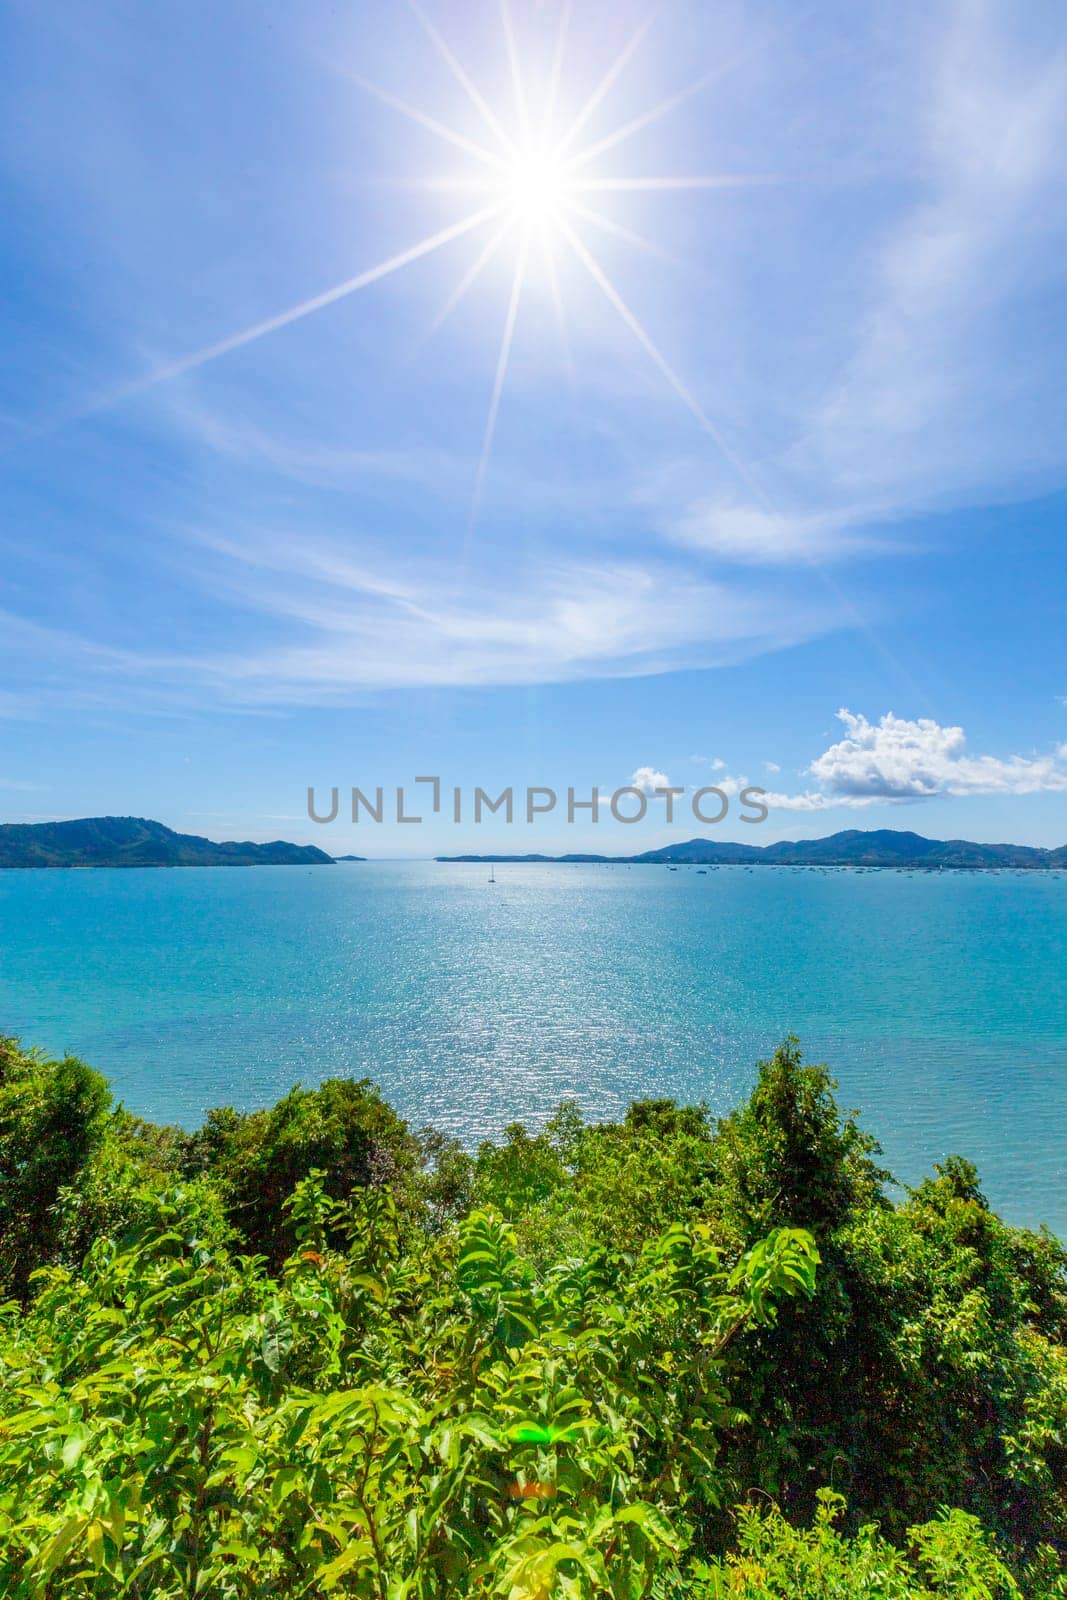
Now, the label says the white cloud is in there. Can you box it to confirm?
[690,772,748,799]
[812,709,1067,798]
[765,761,781,774]
[764,708,1067,812]
[631,766,672,794]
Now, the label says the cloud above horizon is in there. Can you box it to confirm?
[764,710,1067,812]
[631,766,672,795]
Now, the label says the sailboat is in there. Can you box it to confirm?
[488,863,496,884]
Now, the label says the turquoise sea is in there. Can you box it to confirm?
[1,861,1065,1233]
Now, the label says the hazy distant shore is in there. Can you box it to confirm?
[437,827,1067,870]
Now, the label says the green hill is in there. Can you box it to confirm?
[0,815,333,868]
[440,827,1065,868]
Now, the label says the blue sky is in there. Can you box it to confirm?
[1,0,1065,855]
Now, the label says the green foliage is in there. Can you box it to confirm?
[49,1109,227,1272]
[0,1035,1063,1596]
[472,1097,720,1268]
[670,1489,1037,1598]
[712,1036,889,1239]
[0,1173,817,1595]
[0,1036,111,1297]
[699,1043,1067,1554]
[185,1077,426,1263]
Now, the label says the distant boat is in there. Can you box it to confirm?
[488,864,496,884]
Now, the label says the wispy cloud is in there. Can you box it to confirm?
[188,543,842,697]
[0,532,848,705]
[804,6,1067,495]
[658,0,1067,567]
[667,504,893,566]
[169,400,470,494]
[0,690,41,721]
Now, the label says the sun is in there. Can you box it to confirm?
[115,3,761,527]
[501,148,572,228]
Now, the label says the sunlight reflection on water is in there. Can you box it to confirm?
[1,861,1064,1232]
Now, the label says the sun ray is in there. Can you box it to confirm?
[542,0,573,142]
[422,220,512,345]
[572,175,770,193]
[74,211,498,423]
[557,6,662,154]
[468,232,530,540]
[399,176,502,193]
[544,237,578,395]
[566,200,682,268]
[346,73,506,170]
[406,0,517,156]
[499,0,533,147]
[18,0,782,493]
[568,69,722,169]
[560,218,764,500]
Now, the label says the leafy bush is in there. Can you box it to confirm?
[0,1035,1063,1595]
[184,1077,427,1263]
[0,1176,816,1595]
[0,1036,111,1296]
[708,1049,1067,1550]
[668,1489,1046,1598]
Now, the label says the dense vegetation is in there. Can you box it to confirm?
[0,816,332,868]
[0,1033,1064,1596]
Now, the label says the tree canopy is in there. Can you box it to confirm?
[0,1035,1063,1597]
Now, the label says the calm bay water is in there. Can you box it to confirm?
[1,861,1064,1232]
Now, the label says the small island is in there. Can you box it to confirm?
[0,816,333,869]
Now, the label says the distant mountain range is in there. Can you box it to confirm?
[0,817,334,869]
[438,829,1067,869]
[3,820,1062,871]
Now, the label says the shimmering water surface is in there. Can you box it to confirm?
[1,862,1064,1232]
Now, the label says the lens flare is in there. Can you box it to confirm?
[49,5,767,530]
